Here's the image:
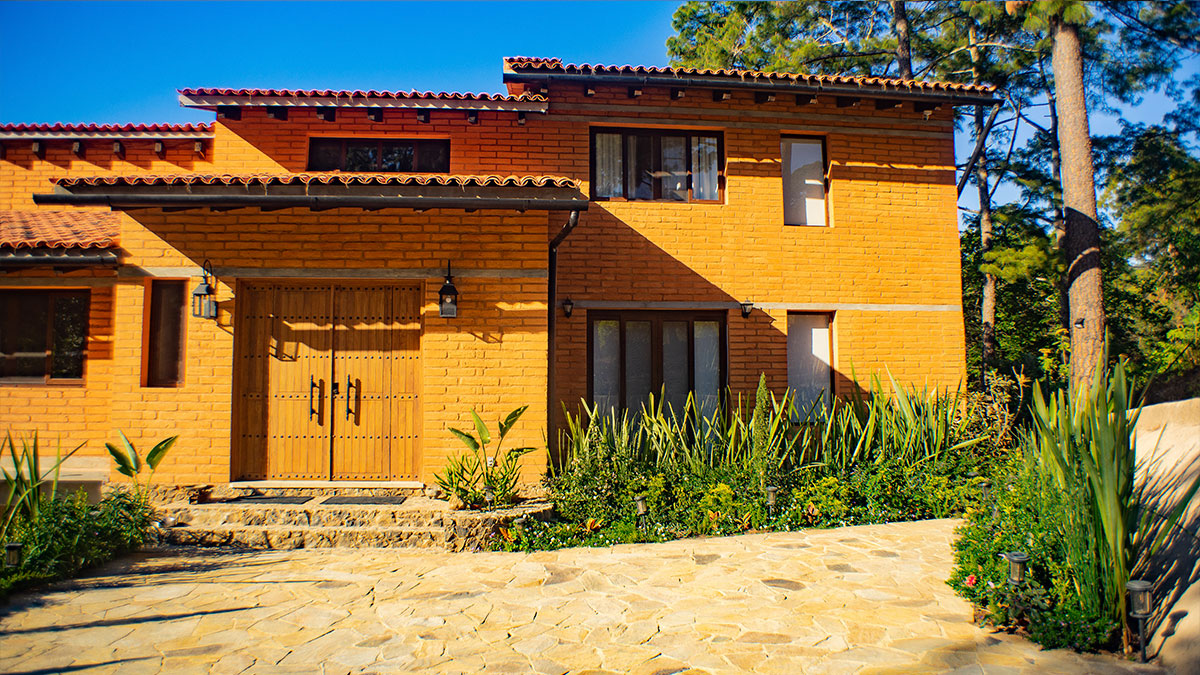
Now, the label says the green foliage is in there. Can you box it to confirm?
[2,432,83,542]
[104,431,177,495]
[1,488,152,600]
[436,406,535,507]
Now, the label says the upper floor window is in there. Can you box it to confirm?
[782,136,827,226]
[591,128,723,202]
[0,290,89,383]
[307,138,450,173]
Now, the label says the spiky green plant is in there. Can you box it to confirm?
[2,432,83,541]
[438,406,535,506]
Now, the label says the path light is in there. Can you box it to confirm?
[1005,551,1029,587]
[483,485,495,509]
[4,542,23,568]
[634,495,648,530]
[1127,580,1153,663]
[766,486,778,517]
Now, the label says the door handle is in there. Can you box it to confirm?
[309,376,318,421]
[345,375,356,421]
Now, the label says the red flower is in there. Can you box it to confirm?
[965,574,977,588]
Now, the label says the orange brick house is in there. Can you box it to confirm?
[0,58,994,489]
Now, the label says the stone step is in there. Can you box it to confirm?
[157,500,448,529]
[161,524,447,550]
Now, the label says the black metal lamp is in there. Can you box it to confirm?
[4,542,22,568]
[766,485,778,517]
[1127,580,1153,663]
[562,298,574,318]
[634,495,648,530]
[438,261,459,319]
[191,260,218,319]
[740,301,754,318]
[1006,551,1029,587]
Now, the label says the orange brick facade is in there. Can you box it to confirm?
[0,65,968,487]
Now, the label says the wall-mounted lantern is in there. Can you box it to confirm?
[438,261,459,318]
[562,298,574,318]
[191,260,218,320]
[740,301,754,318]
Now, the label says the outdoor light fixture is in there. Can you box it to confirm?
[766,485,778,517]
[4,542,22,568]
[1127,580,1153,663]
[1005,551,1029,587]
[191,260,218,320]
[635,495,648,530]
[438,261,459,319]
[740,301,754,318]
[562,298,574,318]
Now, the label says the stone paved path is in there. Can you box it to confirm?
[0,519,1163,674]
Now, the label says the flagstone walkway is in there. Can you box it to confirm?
[0,519,1163,674]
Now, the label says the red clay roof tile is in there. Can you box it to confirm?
[177,88,546,102]
[503,56,995,95]
[0,123,212,133]
[0,210,120,249]
[54,173,579,189]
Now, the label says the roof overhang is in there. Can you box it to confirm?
[0,129,212,141]
[178,92,549,113]
[504,71,999,107]
[34,180,589,212]
[0,246,118,269]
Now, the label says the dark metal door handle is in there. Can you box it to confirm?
[309,376,318,420]
[345,375,354,420]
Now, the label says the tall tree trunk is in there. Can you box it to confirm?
[891,0,913,78]
[1047,94,1070,332]
[1051,17,1106,390]
[970,23,997,378]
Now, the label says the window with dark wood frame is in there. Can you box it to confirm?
[306,138,450,172]
[145,280,187,387]
[588,310,727,418]
[0,290,89,383]
[590,128,724,203]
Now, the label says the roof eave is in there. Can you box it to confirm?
[0,130,214,140]
[178,93,549,113]
[0,246,119,269]
[503,71,999,106]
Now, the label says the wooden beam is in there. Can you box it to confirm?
[836,96,861,108]
[193,140,206,158]
[316,107,336,122]
[713,90,732,102]
[72,141,86,158]
[32,141,45,159]
[467,111,479,124]
[112,141,125,159]
[670,88,685,100]
[154,140,166,158]
[754,92,776,104]
[796,94,819,105]
[628,86,642,98]
[584,86,595,97]
[875,99,904,110]
[366,108,384,122]
[266,106,289,121]
[216,105,241,121]
[914,101,941,114]
[517,111,526,126]
[416,110,430,124]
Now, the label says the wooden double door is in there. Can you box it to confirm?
[234,282,421,480]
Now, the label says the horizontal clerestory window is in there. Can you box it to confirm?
[591,128,723,202]
[307,138,450,173]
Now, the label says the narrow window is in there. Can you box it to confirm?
[590,128,723,202]
[0,290,89,383]
[145,281,186,387]
[782,137,827,226]
[787,313,832,411]
[589,311,727,418]
[305,138,450,172]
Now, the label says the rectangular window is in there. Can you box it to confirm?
[0,290,89,383]
[787,313,832,411]
[145,280,187,387]
[591,128,723,202]
[589,311,726,418]
[782,136,828,226]
[306,138,450,172]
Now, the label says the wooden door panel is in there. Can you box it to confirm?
[266,285,332,479]
[391,284,422,480]
[233,283,272,479]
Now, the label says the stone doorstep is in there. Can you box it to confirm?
[155,495,453,529]
[162,524,448,550]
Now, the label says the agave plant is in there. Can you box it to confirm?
[2,432,83,541]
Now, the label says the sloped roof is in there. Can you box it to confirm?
[54,173,579,189]
[0,210,119,249]
[0,123,213,139]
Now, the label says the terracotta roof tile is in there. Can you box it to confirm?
[0,210,119,249]
[55,173,580,189]
[177,88,546,102]
[0,123,212,133]
[503,56,995,95]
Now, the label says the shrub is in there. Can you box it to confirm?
[436,407,535,507]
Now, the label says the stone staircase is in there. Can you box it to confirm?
[152,488,552,551]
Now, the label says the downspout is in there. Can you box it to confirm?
[547,209,581,469]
